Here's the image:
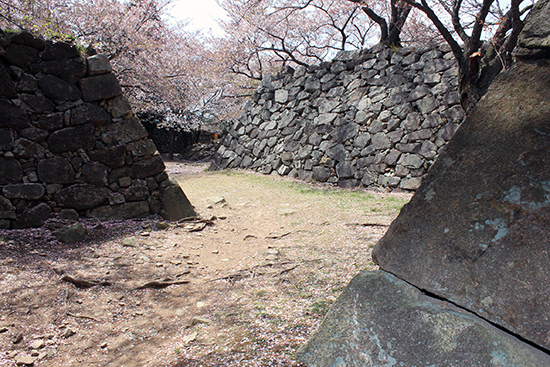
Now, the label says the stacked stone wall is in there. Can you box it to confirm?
[0,31,195,229]
[215,44,465,191]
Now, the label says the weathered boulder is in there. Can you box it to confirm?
[159,178,196,220]
[373,60,550,349]
[56,223,88,244]
[88,145,126,168]
[71,103,111,126]
[0,197,16,219]
[297,271,550,367]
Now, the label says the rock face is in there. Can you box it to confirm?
[299,2,550,364]
[0,31,196,228]
[297,271,550,367]
[214,44,465,191]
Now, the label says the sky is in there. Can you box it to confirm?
[168,0,228,36]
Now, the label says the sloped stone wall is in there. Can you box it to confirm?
[0,31,195,229]
[214,44,465,191]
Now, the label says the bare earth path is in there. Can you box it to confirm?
[0,162,410,367]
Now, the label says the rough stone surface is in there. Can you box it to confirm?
[297,270,550,367]
[12,202,52,229]
[214,44,464,191]
[79,73,122,101]
[54,184,109,210]
[0,33,188,227]
[37,157,75,184]
[48,124,96,153]
[159,178,197,220]
[56,223,87,244]
[3,184,45,200]
[373,60,550,350]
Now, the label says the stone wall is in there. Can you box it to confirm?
[0,31,195,229]
[214,44,465,191]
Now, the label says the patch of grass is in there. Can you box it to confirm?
[310,300,332,316]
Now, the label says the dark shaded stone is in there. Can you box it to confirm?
[373,60,550,350]
[0,63,17,98]
[13,138,44,159]
[131,155,165,179]
[41,41,79,60]
[335,162,354,179]
[159,178,196,220]
[54,184,108,210]
[298,270,550,367]
[88,201,150,220]
[127,139,157,158]
[79,73,122,101]
[30,58,87,84]
[326,145,347,162]
[515,0,550,58]
[38,75,82,101]
[0,128,14,150]
[312,167,332,182]
[71,103,111,126]
[0,98,31,130]
[59,208,79,221]
[34,112,64,130]
[56,223,87,244]
[81,162,108,186]
[3,183,45,200]
[37,157,76,184]
[21,94,55,113]
[0,197,16,219]
[88,145,126,168]
[48,124,96,153]
[123,185,149,202]
[20,127,48,142]
[101,117,148,145]
[12,202,52,228]
[4,43,38,69]
[330,123,359,143]
[0,157,23,184]
[10,32,45,50]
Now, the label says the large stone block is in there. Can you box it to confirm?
[0,197,16,219]
[48,124,96,153]
[3,183,45,200]
[4,43,38,69]
[38,75,82,101]
[298,270,550,367]
[37,157,75,184]
[0,157,23,184]
[373,60,550,349]
[54,184,109,210]
[131,155,165,179]
[71,103,111,126]
[88,145,126,168]
[0,98,31,131]
[79,73,122,101]
[159,178,196,220]
[0,64,17,98]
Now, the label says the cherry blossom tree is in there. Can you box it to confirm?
[348,0,534,111]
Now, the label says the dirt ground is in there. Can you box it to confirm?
[0,161,410,367]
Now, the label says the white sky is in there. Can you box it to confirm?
[168,0,228,36]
